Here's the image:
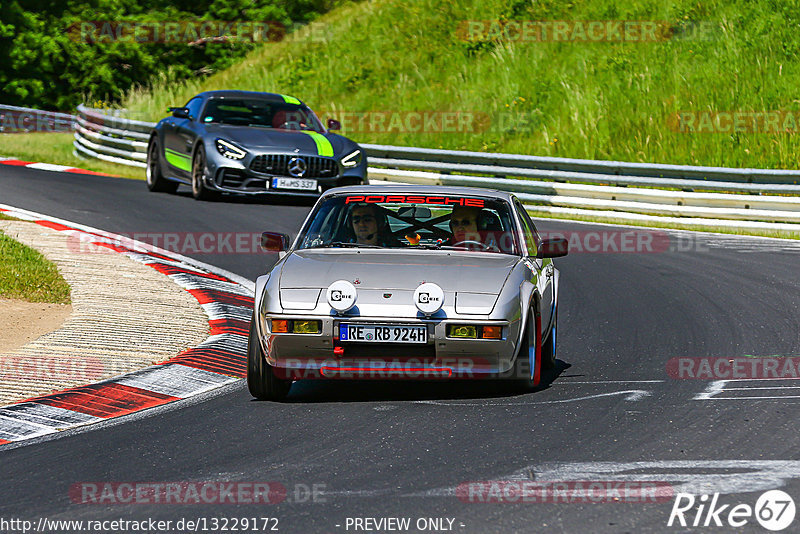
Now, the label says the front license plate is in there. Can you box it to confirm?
[272,177,318,191]
[339,324,427,344]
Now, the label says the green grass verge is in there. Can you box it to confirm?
[0,133,145,181]
[122,0,800,170]
[0,229,71,304]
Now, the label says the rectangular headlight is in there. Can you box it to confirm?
[481,326,502,339]
[446,324,502,339]
[448,325,477,338]
[270,319,321,334]
[271,319,289,333]
[292,320,321,334]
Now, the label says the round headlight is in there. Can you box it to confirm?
[414,283,444,315]
[326,280,357,313]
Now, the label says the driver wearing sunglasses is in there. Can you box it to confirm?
[448,205,481,243]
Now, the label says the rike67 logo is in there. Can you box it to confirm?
[668,490,796,531]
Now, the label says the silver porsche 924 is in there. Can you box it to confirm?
[248,185,568,400]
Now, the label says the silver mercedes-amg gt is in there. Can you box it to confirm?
[248,185,568,400]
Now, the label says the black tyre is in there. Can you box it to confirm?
[191,145,216,201]
[146,138,179,193]
[247,314,292,401]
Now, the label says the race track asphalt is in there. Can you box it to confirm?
[2,166,800,533]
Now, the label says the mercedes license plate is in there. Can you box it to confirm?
[272,177,318,191]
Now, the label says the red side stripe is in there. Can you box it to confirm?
[95,242,132,253]
[164,347,247,377]
[145,251,184,262]
[35,220,74,232]
[176,360,247,377]
[64,168,116,177]
[34,383,178,418]
[148,262,228,281]
[187,288,254,307]
[209,318,250,336]
[1,159,32,166]
[0,439,10,445]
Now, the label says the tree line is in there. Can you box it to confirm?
[0,0,339,111]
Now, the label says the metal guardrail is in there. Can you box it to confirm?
[73,105,150,168]
[362,144,800,185]
[0,104,76,133]
[70,105,800,230]
[367,169,800,222]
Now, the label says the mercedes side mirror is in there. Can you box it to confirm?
[536,237,568,258]
[169,107,190,119]
[261,232,290,252]
[327,118,341,131]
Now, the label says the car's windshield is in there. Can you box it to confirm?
[200,98,325,132]
[296,193,520,255]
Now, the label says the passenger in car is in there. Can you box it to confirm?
[447,205,515,253]
[448,205,481,244]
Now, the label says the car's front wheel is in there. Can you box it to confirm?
[510,310,542,390]
[191,145,215,201]
[541,304,557,372]
[247,314,292,401]
[146,138,178,193]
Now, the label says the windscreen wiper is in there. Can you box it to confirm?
[312,241,383,249]
[416,238,450,250]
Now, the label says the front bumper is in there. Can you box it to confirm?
[258,314,518,380]
[206,152,366,196]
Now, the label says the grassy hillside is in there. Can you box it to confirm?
[122,0,800,169]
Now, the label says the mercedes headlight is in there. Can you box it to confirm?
[216,139,247,160]
[340,149,362,168]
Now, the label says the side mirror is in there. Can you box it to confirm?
[327,118,341,131]
[261,231,290,252]
[536,237,568,258]
[169,107,190,119]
